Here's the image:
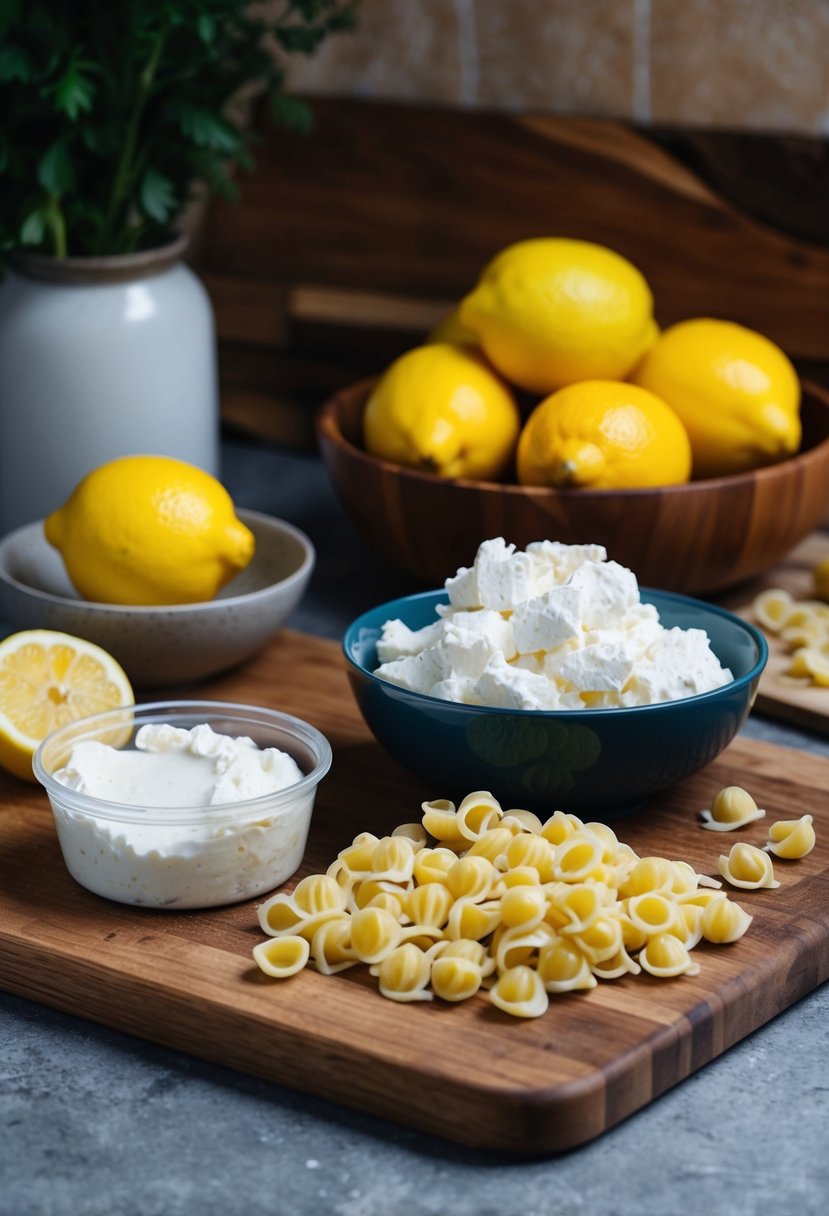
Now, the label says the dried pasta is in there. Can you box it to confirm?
[252,935,310,978]
[752,585,829,685]
[253,789,769,1018]
[699,786,766,832]
[764,814,816,859]
[718,842,780,890]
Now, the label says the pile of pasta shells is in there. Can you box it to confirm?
[252,791,768,1020]
[753,586,829,685]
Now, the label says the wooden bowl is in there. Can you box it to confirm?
[317,380,829,595]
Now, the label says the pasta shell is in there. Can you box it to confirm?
[310,917,359,975]
[404,881,454,928]
[638,933,700,978]
[700,899,753,944]
[350,907,404,963]
[499,884,546,930]
[489,965,549,1018]
[253,935,310,978]
[764,815,816,859]
[752,587,793,632]
[446,855,498,902]
[370,835,416,882]
[619,856,677,897]
[431,955,483,1002]
[455,790,503,840]
[412,846,457,886]
[552,832,604,883]
[374,943,433,1002]
[718,842,780,890]
[699,785,766,832]
[536,936,597,993]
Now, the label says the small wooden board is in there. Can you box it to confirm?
[1,630,828,1154]
[726,531,829,736]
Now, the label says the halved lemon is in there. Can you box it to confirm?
[0,630,134,782]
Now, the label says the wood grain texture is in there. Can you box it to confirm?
[726,531,829,735]
[1,631,829,1153]
[197,104,829,446]
[316,379,829,595]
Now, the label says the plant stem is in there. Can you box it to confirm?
[99,23,169,253]
[45,197,67,258]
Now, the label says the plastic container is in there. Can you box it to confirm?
[33,701,332,910]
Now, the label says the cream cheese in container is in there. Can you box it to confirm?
[33,701,332,909]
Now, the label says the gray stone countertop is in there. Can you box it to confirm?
[2,435,828,1216]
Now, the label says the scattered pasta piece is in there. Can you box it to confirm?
[700,897,753,944]
[639,933,700,978]
[752,587,794,632]
[699,785,766,832]
[489,965,549,1019]
[371,943,433,1003]
[752,584,829,685]
[252,935,310,978]
[718,842,780,890]
[764,815,816,859]
[430,953,483,1003]
[253,790,771,1016]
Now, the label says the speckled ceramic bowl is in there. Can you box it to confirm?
[343,589,768,818]
[0,509,314,687]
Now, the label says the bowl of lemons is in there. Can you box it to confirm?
[317,237,829,596]
[0,455,315,687]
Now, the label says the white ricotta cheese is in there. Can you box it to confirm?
[374,538,733,710]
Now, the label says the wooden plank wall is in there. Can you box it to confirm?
[197,100,829,447]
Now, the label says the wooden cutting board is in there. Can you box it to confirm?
[725,531,829,735]
[1,629,828,1154]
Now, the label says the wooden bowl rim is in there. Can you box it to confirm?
[317,378,829,501]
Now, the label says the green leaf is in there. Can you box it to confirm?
[139,167,176,223]
[167,103,242,153]
[0,44,31,84]
[20,208,46,247]
[37,138,74,196]
[53,57,96,120]
[197,13,216,43]
[270,92,312,134]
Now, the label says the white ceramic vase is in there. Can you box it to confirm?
[0,235,220,534]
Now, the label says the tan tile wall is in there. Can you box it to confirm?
[283,0,829,134]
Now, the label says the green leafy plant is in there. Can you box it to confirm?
[0,0,359,257]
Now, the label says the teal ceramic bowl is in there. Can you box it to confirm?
[342,589,768,818]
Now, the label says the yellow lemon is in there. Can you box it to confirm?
[363,343,520,480]
[427,307,478,346]
[516,380,692,490]
[0,629,133,781]
[45,455,255,606]
[631,318,801,478]
[459,238,657,393]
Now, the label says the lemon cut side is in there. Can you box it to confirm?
[0,630,134,781]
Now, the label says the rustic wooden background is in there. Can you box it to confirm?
[196,100,829,447]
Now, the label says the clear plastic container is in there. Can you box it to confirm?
[33,701,332,910]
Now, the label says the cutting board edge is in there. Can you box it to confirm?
[3,919,827,1155]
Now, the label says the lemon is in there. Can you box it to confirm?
[516,380,692,490]
[363,343,520,480]
[428,307,478,346]
[45,456,255,606]
[459,238,657,393]
[631,318,801,478]
[0,629,133,781]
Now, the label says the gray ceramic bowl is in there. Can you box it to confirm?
[0,509,314,687]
